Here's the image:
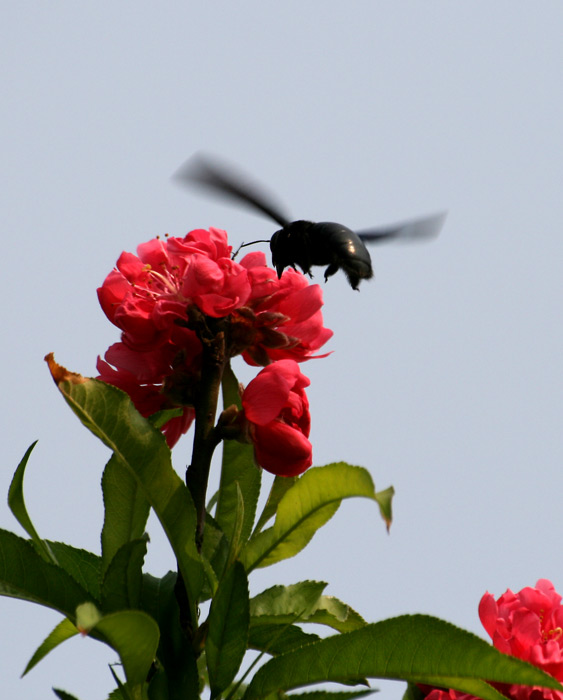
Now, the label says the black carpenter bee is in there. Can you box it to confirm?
[174,154,446,290]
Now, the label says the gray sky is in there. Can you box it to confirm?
[2,3,563,699]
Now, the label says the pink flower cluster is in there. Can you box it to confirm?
[97,227,332,475]
[425,580,563,700]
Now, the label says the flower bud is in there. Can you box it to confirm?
[241,360,312,477]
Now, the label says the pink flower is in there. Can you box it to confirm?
[422,580,563,700]
[96,339,200,448]
[236,252,333,366]
[98,228,252,350]
[423,690,474,700]
[478,580,563,700]
[241,359,312,476]
[97,228,331,448]
[98,233,331,363]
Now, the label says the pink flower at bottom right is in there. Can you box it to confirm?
[425,580,563,700]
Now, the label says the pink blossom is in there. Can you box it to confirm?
[96,342,198,448]
[422,580,563,700]
[98,232,331,362]
[478,580,563,700]
[237,252,333,366]
[241,359,312,476]
[97,228,251,349]
[97,228,331,448]
[424,690,475,700]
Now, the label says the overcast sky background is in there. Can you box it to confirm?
[2,3,563,699]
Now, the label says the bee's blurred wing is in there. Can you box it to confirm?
[357,211,447,243]
[173,153,291,228]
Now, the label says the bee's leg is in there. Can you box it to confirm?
[323,263,340,282]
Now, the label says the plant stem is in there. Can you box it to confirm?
[185,308,227,549]
[176,310,228,642]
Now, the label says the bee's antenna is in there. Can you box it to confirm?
[232,239,270,260]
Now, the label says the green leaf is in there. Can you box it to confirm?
[207,488,219,512]
[201,515,229,598]
[0,529,93,617]
[47,542,101,600]
[225,482,245,569]
[307,596,366,633]
[147,666,169,700]
[140,572,200,700]
[248,624,320,656]
[101,454,150,576]
[76,601,102,628]
[149,408,184,430]
[139,571,177,628]
[403,683,425,700]
[100,387,179,576]
[101,536,148,611]
[241,464,380,572]
[285,692,375,700]
[77,603,159,687]
[225,686,374,700]
[250,582,365,633]
[250,581,327,620]
[243,615,563,700]
[206,561,250,698]
[8,442,57,564]
[215,364,261,544]
[108,665,131,700]
[23,618,78,676]
[48,367,203,624]
[374,486,394,531]
[53,690,81,700]
[252,475,298,535]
